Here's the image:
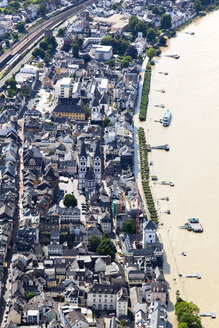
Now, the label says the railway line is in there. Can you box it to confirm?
[0,0,94,75]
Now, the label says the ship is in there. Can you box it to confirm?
[162,110,172,127]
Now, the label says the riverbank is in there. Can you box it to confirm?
[144,10,219,328]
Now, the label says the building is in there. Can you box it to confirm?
[53,99,85,121]
[92,45,113,61]
[55,78,77,98]
[87,284,128,317]
[78,141,102,197]
[142,220,156,248]
[64,310,89,328]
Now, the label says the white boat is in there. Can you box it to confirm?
[162,110,172,127]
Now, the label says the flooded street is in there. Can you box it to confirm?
[145,11,219,327]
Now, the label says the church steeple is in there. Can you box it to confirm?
[78,140,88,190]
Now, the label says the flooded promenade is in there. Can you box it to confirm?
[145,11,219,327]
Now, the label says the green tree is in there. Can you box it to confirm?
[39,4,47,17]
[147,48,156,60]
[103,117,112,128]
[194,0,204,13]
[26,292,36,300]
[10,1,20,9]
[175,299,202,328]
[88,236,101,252]
[108,58,115,68]
[96,235,117,260]
[147,27,156,42]
[160,14,172,30]
[121,218,136,234]
[63,194,78,208]
[76,37,83,50]
[5,40,10,48]
[39,40,48,51]
[125,45,138,59]
[120,320,129,327]
[83,106,90,119]
[178,324,189,328]
[58,28,65,37]
[128,16,147,38]
[72,43,79,58]
[16,21,25,33]
[122,55,132,68]
[44,53,51,65]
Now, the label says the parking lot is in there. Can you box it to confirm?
[58,178,88,225]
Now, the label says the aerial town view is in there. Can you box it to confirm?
[0,0,218,326]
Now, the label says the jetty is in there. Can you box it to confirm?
[199,312,216,319]
[154,104,165,108]
[179,273,201,279]
[155,89,165,93]
[185,32,195,35]
[165,54,180,59]
[151,144,169,151]
[158,71,168,75]
[161,181,174,186]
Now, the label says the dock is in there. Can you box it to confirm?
[199,312,216,319]
[179,273,201,279]
[161,181,174,186]
[151,144,169,151]
[158,71,168,75]
[165,54,180,59]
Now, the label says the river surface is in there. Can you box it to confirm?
[145,11,219,328]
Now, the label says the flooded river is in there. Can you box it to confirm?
[145,10,219,327]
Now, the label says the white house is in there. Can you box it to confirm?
[87,284,128,317]
[142,220,156,248]
[92,45,113,61]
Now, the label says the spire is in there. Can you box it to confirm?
[94,141,101,159]
[80,140,87,158]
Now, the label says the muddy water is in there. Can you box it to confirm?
[145,11,219,327]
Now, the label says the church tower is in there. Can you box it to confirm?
[94,141,102,185]
[142,220,156,248]
[78,141,87,190]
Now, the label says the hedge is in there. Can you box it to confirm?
[139,68,152,121]
[138,127,158,223]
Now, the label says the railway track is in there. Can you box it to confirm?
[0,0,94,73]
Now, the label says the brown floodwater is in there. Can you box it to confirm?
[145,10,219,328]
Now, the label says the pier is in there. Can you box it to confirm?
[199,312,216,319]
[161,181,174,186]
[151,144,169,151]
[158,71,168,75]
[165,54,180,59]
[154,104,165,108]
[179,273,201,279]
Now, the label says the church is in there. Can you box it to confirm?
[78,140,102,199]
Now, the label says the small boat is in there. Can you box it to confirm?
[181,251,186,256]
[162,110,172,127]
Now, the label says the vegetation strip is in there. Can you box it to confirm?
[138,127,158,224]
[139,66,152,121]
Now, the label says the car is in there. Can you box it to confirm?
[4,317,7,322]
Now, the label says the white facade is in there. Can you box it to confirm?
[0,0,7,7]
[94,155,101,184]
[92,45,113,61]
[87,292,117,311]
[55,77,74,98]
[142,221,156,248]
